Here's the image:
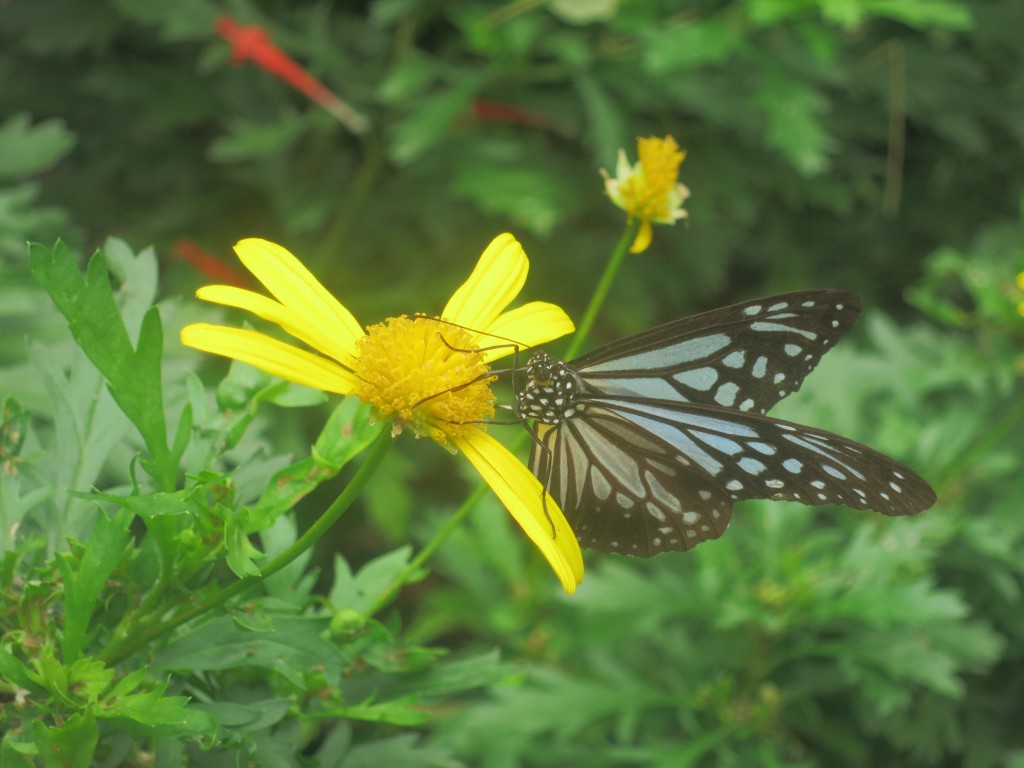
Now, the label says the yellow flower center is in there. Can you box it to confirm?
[621,136,686,220]
[351,315,495,445]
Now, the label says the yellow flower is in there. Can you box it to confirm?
[180,234,584,593]
[603,135,690,254]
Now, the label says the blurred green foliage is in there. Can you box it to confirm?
[2,0,1024,766]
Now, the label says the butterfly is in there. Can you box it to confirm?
[517,290,936,556]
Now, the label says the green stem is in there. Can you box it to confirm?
[100,429,394,666]
[563,220,639,360]
[313,135,388,273]
[365,482,490,616]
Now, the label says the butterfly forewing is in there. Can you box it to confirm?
[598,398,937,517]
[573,290,862,415]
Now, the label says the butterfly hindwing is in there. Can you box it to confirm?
[530,408,734,556]
[573,290,862,415]
[591,397,936,517]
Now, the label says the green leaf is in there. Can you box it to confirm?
[644,17,741,73]
[209,116,308,163]
[329,546,415,614]
[0,648,35,691]
[29,241,174,489]
[0,114,76,180]
[31,711,98,768]
[452,159,579,237]
[326,695,429,726]
[70,489,193,519]
[192,698,290,730]
[0,732,37,767]
[98,683,217,738]
[225,509,263,578]
[866,0,973,29]
[385,649,510,699]
[27,341,130,542]
[755,69,834,175]
[57,506,132,663]
[248,398,383,527]
[0,183,69,255]
[390,71,489,165]
[153,613,346,689]
[336,733,461,768]
[574,73,627,166]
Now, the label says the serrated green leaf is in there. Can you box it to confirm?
[99,685,217,738]
[0,114,76,180]
[338,733,460,768]
[390,72,489,165]
[28,340,131,543]
[225,510,263,578]
[326,695,429,726]
[756,70,834,175]
[58,506,132,663]
[192,698,290,730]
[452,158,579,237]
[209,116,308,163]
[0,648,35,690]
[329,546,414,614]
[31,711,97,768]
[153,613,345,689]
[29,241,174,489]
[70,489,192,519]
[248,398,382,526]
[644,18,741,73]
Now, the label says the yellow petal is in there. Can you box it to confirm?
[442,234,528,331]
[629,219,653,254]
[478,302,576,363]
[196,285,359,368]
[452,430,584,594]
[181,323,356,394]
[233,239,364,352]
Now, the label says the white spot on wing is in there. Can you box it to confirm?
[723,351,746,368]
[714,382,739,407]
[738,457,766,475]
[674,367,719,391]
[587,334,732,372]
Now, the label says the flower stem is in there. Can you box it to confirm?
[563,219,639,360]
[100,428,394,666]
[366,481,490,616]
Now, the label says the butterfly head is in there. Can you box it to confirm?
[518,351,584,425]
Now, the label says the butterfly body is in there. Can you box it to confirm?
[522,290,936,557]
